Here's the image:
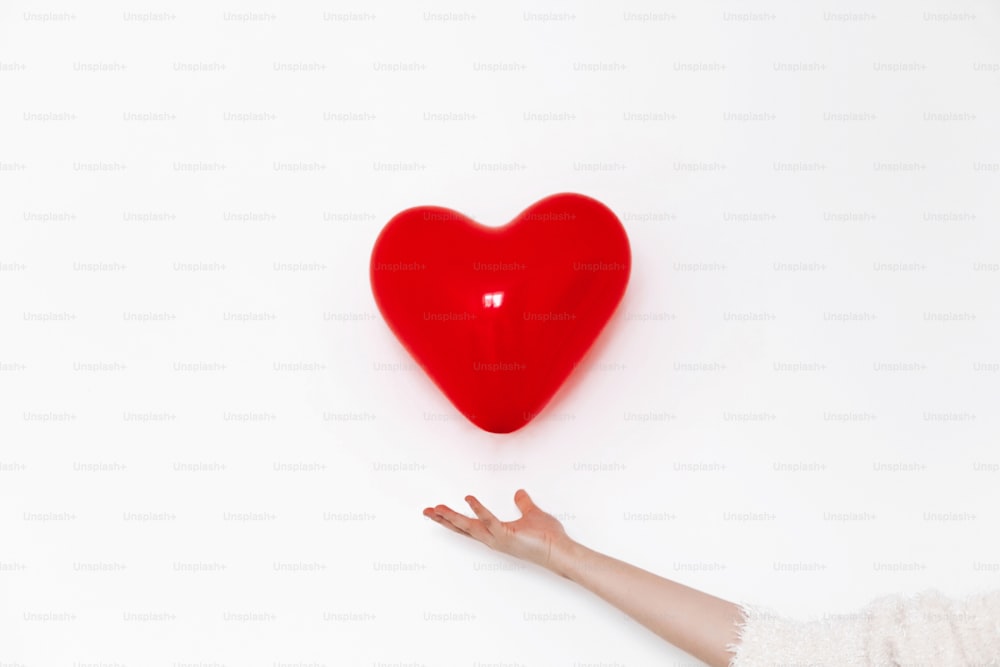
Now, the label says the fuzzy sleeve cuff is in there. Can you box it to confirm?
[726,588,1000,667]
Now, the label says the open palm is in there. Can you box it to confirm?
[423,489,572,571]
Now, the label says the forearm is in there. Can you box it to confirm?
[551,538,743,667]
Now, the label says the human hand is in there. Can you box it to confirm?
[422,489,576,573]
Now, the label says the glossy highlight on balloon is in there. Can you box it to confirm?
[369,192,631,434]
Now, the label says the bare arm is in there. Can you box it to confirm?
[424,489,744,667]
[551,538,744,667]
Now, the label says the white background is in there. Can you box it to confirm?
[2,1,999,665]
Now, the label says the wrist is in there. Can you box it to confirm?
[548,536,586,580]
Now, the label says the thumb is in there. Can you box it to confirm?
[514,488,536,514]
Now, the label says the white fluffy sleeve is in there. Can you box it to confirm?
[725,587,1000,666]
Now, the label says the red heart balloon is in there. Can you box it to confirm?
[369,192,631,434]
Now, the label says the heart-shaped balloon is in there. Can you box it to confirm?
[369,192,631,434]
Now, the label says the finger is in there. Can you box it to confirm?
[423,507,468,535]
[428,510,472,538]
[423,507,449,523]
[465,496,500,532]
[435,504,490,542]
[433,504,473,531]
[514,488,536,514]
